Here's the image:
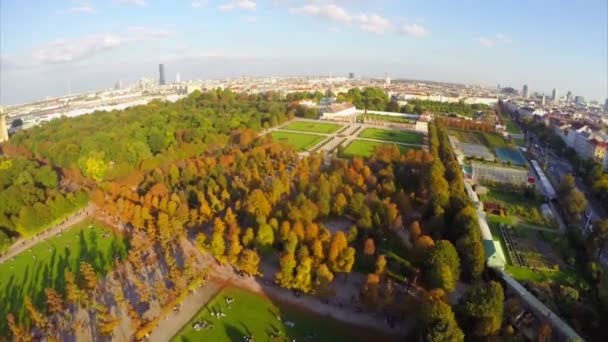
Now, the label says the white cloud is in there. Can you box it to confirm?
[219,0,257,11]
[67,2,96,14]
[478,33,511,47]
[289,4,352,23]
[33,35,124,64]
[32,27,173,64]
[357,14,391,34]
[289,4,395,34]
[496,33,512,43]
[401,23,429,37]
[115,0,148,6]
[191,1,207,8]
[129,26,174,39]
[479,37,496,47]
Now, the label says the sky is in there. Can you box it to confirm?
[1,0,607,105]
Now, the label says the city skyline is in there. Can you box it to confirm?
[1,0,607,105]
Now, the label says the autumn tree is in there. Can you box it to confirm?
[275,253,297,288]
[245,189,272,218]
[293,256,313,293]
[79,261,98,292]
[314,263,334,296]
[25,295,48,330]
[363,238,376,256]
[209,218,226,261]
[328,231,348,271]
[375,254,387,276]
[45,288,65,315]
[360,273,381,307]
[238,249,261,275]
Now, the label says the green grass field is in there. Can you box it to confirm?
[342,140,415,158]
[271,131,326,151]
[281,121,342,134]
[359,128,423,145]
[172,286,394,342]
[0,219,128,333]
[448,129,511,149]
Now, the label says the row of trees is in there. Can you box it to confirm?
[404,99,491,118]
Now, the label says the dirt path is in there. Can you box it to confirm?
[146,281,223,342]
[0,203,95,264]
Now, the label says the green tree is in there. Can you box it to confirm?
[424,240,461,292]
[419,298,464,342]
[457,281,504,338]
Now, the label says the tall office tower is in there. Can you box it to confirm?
[175,73,181,83]
[114,80,122,90]
[159,64,166,85]
[604,98,608,112]
[552,88,559,103]
[574,96,585,105]
[566,91,573,102]
[385,73,391,85]
[522,84,529,98]
[0,107,8,143]
[348,72,355,79]
[541,95,546,106]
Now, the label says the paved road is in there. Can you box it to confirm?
[0,204,95,264]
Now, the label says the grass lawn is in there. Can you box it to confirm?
[448,129,511,149]
[342,140,416,158]
[172,286,394,342]
[0,219,128,334]
[281,121,342,134]
[271,131,326,151]
[359,128,423,145]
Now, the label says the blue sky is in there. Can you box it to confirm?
[1,0,607,105]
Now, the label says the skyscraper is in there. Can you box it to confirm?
[541,95,546,106]
[566,91,573,102]
[522,84,529,98]
[175,73,181,83]
[0,107,8,143]
[604,98,608,112]
[159,64,166,86]
[348,72,355,79]
[552,88,559,103]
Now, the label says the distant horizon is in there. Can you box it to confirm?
[1,0,606,105]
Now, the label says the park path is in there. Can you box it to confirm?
[146,281,223,342]
[148,256,415,341]
[0,203,95,264]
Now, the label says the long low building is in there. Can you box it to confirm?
[530,160,556,199]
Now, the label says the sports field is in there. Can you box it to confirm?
[358,128,423,145]
[281,121,342,134]
[495,147,527,166]
[271,131,326,151]
[172,286,392,342]
[448,129,510,149]
[342,140,415,158]
[0,219,128,334]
